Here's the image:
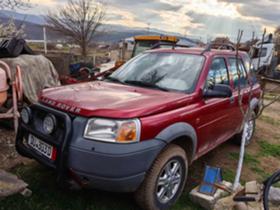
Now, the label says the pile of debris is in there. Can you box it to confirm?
[0,169,31,199]
[190,180,280,210]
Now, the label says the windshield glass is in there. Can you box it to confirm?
[109,52,205,93]
[133,41,158,56]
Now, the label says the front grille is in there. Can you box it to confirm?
[26,106,67,145]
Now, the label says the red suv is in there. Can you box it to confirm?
[16,48,261,210]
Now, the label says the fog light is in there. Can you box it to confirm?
[43,114,56,134]
[21,107,31,124]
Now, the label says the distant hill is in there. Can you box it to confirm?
[0,10,198,44]
[0,10,45,25]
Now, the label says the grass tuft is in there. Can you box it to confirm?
[259,115,280,126]
[223,169,236,183]
[258,140,280,158]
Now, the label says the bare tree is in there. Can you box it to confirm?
[232,29,280,191]
[0,18,26,38]
[46,0,105,57]
[0,0,32,38]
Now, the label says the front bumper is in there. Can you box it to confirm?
[68,138,165,192]
[16,103,166,192]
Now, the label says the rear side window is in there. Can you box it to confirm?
[228,58,248,89]
[207,58,229,88]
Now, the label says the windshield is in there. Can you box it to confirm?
[109,52,205,93]
[133,41,158,57]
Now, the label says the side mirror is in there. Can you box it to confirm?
[203,84,232,98]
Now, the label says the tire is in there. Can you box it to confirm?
[233,112,256,146]
[263,170,280,210]
[135,144,188,210]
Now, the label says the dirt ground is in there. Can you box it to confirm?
[0,128,31,170]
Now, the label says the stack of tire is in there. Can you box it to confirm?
[0,38,34,58]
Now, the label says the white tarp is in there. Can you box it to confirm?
[1,54,61,103]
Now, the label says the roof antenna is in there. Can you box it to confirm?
[200,43,212,55]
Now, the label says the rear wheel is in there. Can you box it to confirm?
[135,144,188,210]
[233,112,256,146]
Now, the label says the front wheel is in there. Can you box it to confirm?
[135,144,188,210]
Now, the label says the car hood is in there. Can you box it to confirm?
[39,81,193,118]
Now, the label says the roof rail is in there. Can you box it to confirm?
[150,42,190,50]
[200,43,236,55]
[200,43,212,55]
[217,44,235,51]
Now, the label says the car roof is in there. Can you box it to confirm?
[147,47,248,57]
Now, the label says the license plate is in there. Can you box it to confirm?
[28,135,54,159]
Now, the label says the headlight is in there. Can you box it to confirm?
[43,114,57,135]
[21,107,31,124]
[84,118,141,143]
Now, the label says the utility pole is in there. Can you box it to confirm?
[147,23,151,34]
[43,26,47,55]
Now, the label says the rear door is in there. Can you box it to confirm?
[227,57,250,133]
[197,57,235,155]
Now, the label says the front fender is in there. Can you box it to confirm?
[155,122,197,160]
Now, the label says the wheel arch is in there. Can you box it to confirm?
[155,122,197,163]
[250,97,260,114]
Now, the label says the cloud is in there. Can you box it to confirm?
[218,0,280,25]
[26,0,280,41]
[185,10,264,40]
[104,0,181,11]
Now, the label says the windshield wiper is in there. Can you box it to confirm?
[106,76,125,84]
[124,80,169,92]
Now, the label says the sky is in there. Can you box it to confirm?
[26,0,280,41]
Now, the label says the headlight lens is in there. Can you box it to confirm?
[84,118,141,143]
[43,114,56,135]
[21,107,31,124]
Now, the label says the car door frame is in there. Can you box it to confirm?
[196,55,236,156]
[226,56,251,134]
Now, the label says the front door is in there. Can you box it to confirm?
[197,57,235,156]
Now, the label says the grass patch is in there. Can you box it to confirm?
[258,140,280,158]
[259,115,280,126]
[228,141,280,181]
[250,166,271,181]
[229,152,260,165]
[223,169,236,183]
[229,152,270,181]
[0,163,203,210]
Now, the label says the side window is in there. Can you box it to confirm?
[207,58,229,88]
[228,58,248,89]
